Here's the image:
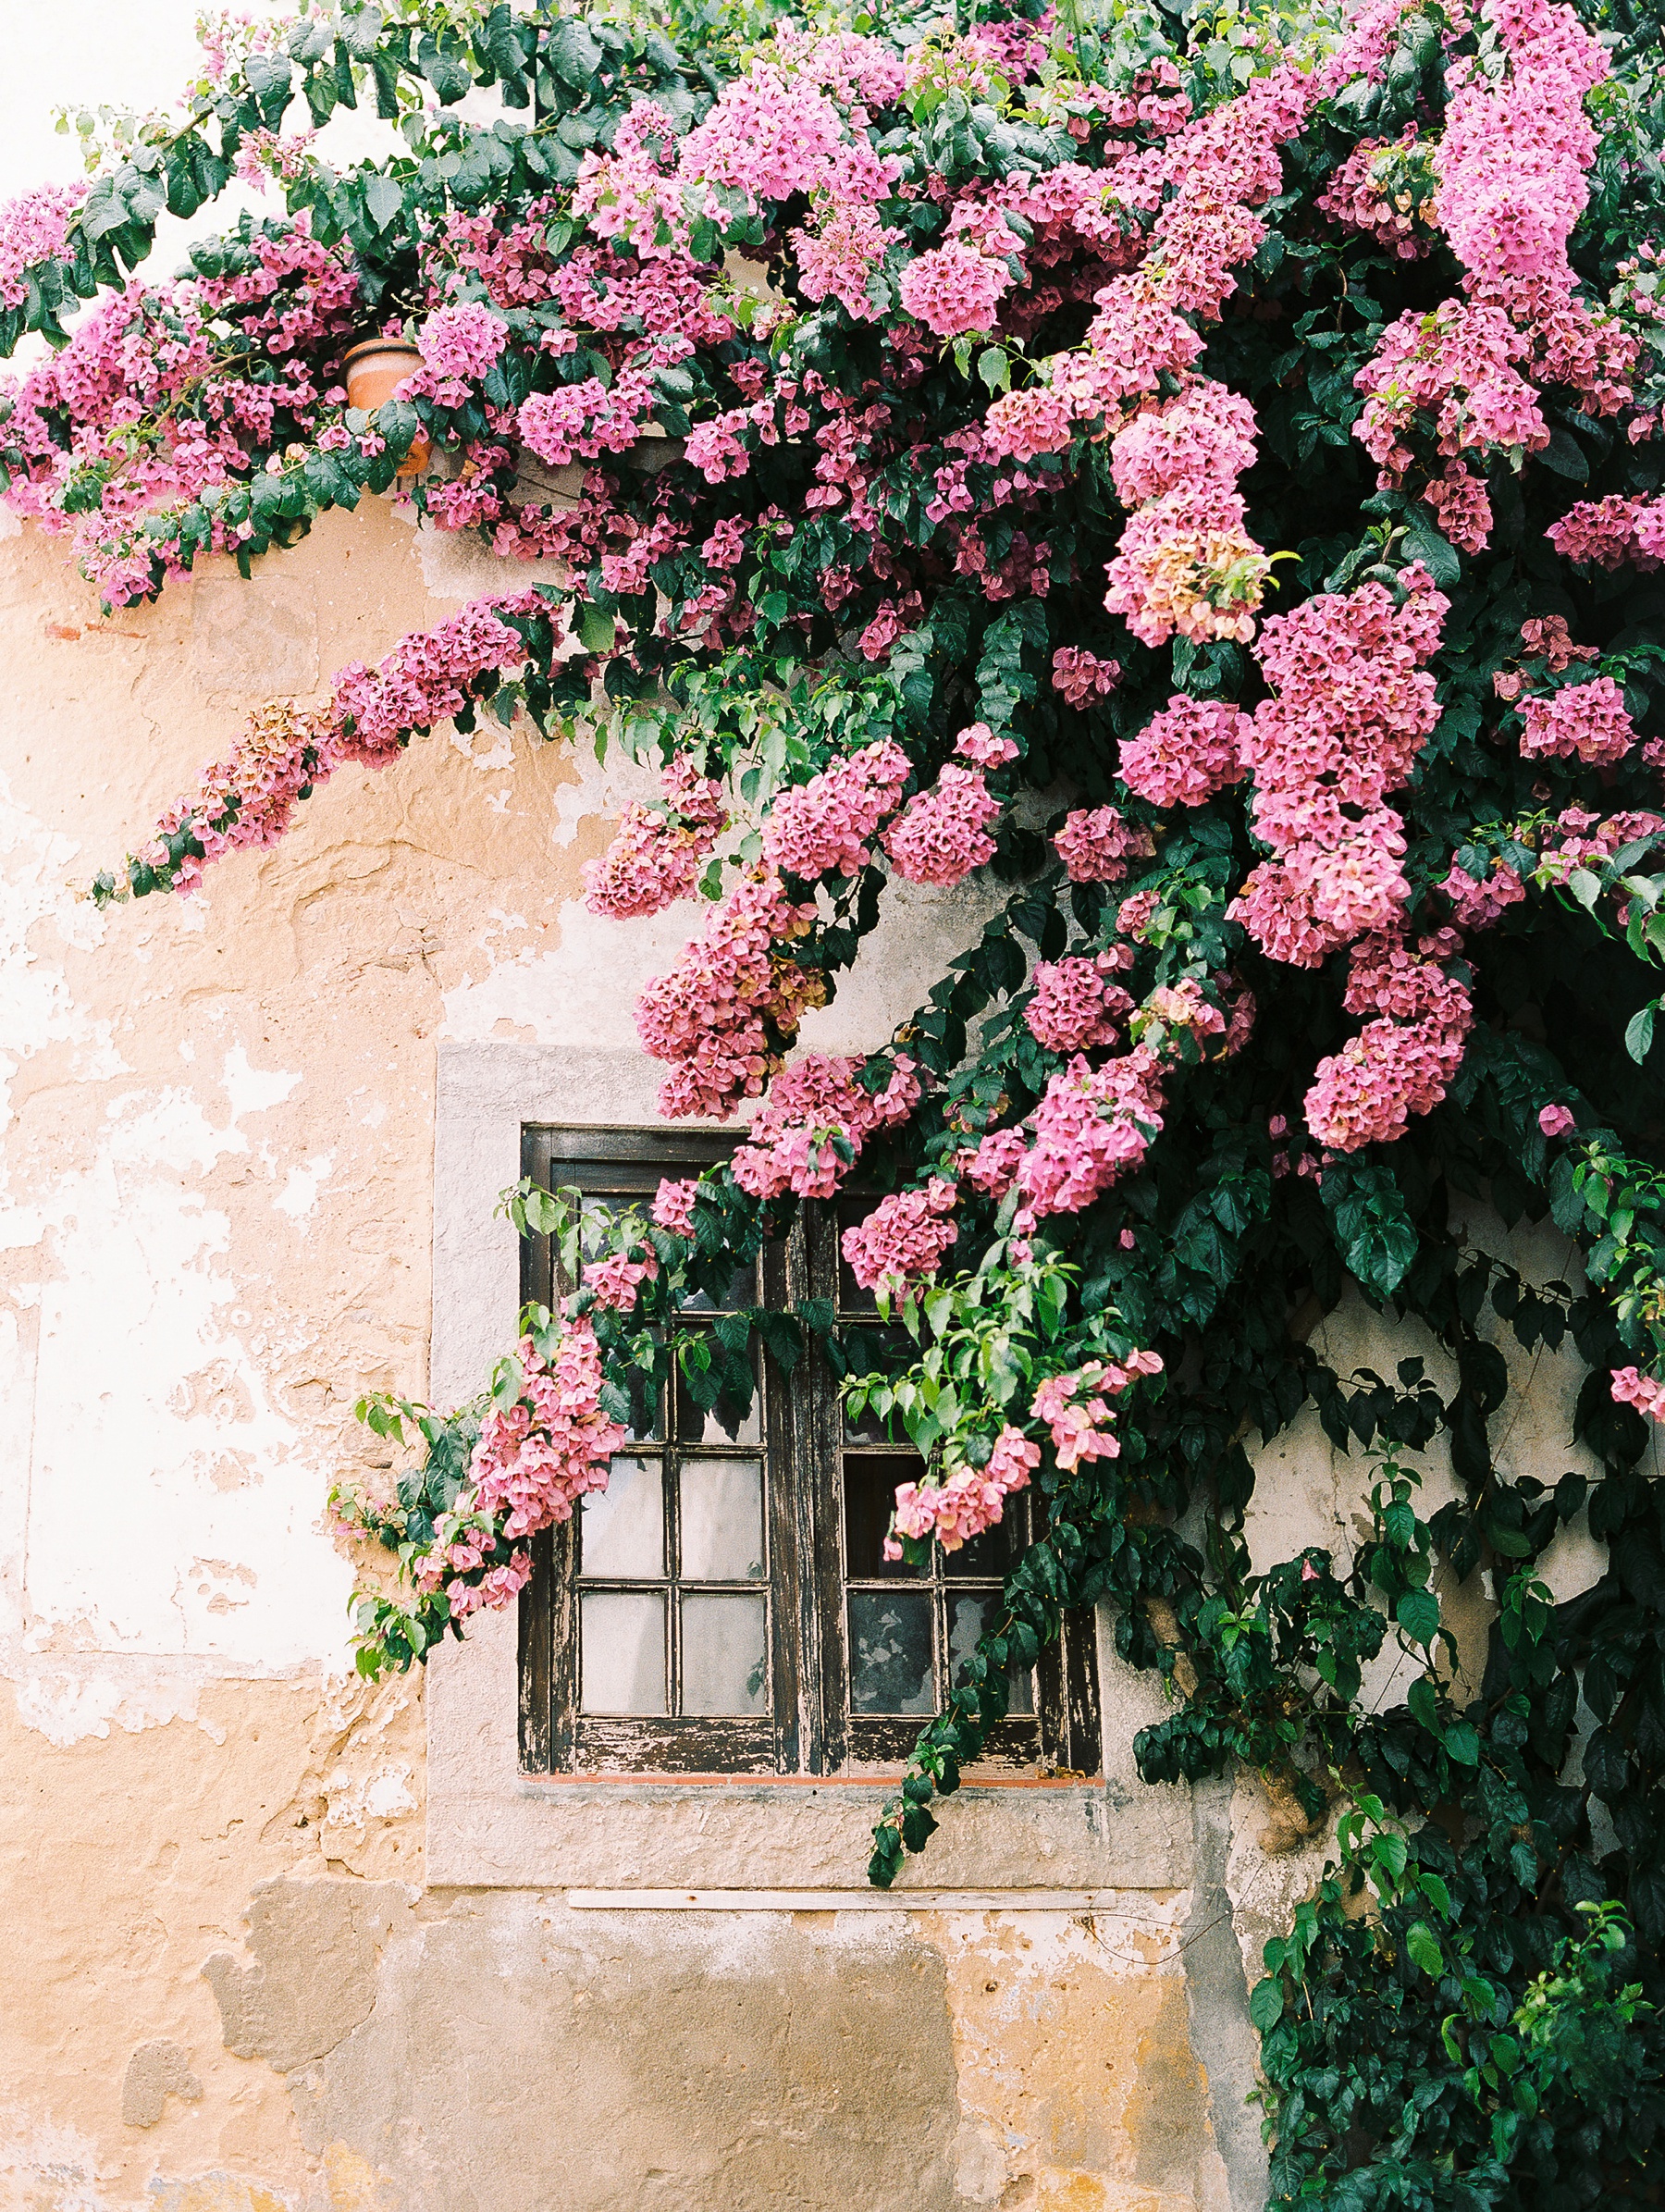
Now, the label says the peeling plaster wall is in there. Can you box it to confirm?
[0,428,1620,2212]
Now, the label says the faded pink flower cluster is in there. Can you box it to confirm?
[841,1177,958,1297]
[1230,566,1448,967]
[1025,951,1135,1054]
[1548,493,1665,572]
[583,758,730,918]
[1118,694,1248,809]
[1303,934,1474,1152]
[0,182,85,306]
[1442,858,1526,930]
[1611,1366,1665,1422]
[411,302,509,407]
[1053,805,1153,884]
[1318,130,1437,260]
[887,1427,1040,1555]
[1051,648,1121,706]
[1030,1351,1163,1469]
[635,867,823,1118]
[1015,1044,1168,1218]
[882,763,1001,885]
[1517,675,1637,765]
[732,1052,920,1199]
[652,1178,700,1234]
[763,738,911,879]
[469,1320,627,1539]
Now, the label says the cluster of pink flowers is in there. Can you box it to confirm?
[1517,675,1636,765]
[635,867,823,1118]
[1230,567,1448,966]
[1104,382,1267,649]
[1611,1367,1665,1422]
[1015,1045,1168,1217]
[469,1320,627,1539]
[898,237,1015,339]
[583,758,730,918]
[1539,1102,1577,1138]
[1318,130,1437,259]
[961,1126,1030,1199]
[652,1178,700,1235]
[0,182,85,306]
[1442,858,1526,930]
[1030,1351,1163,1469]
[763,738,911,879]
[731,1052,919,1199]
[1118,694,1248,809]
[1303,934,1474,1152]
[886,1427,1040,1556]
[1051,648,1121,706]
[1548,493,1665,572]
[583,1246,660,1313]
[2,215,363,604]
[409,302,510,408]
[411,1527,533,1622]
[1053,805,1153,884]
[882,764,1001,886]
[1025,951,1134,1054]
[955,721,1018,768]
[1351,0,1635,545]
[145,591,545,890]
[841,1177,959,1298]
[1355,303,1543,551]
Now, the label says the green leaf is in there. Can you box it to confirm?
[1405,1921,1444,1976]
[363,171,405,233]
[1402,505,1462,587]
[546,17,604,86]
[1396,1588,1441,1645]
[577,602,617,654]
[1625,1002,1657,1064]
[1249,1976,1286,2032]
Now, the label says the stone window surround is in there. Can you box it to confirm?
[426,1040,1194,1895]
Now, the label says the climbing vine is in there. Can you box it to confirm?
[12,0,1665,2195]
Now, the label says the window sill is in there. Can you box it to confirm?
[429,1600,1191,1892]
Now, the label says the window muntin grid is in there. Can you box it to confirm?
[517,1129,1100,1779]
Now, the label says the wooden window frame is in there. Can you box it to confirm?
[517,1125,1101,1782]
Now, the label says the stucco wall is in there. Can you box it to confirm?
[0,495,1252,2211]
[0,438,1629,2212]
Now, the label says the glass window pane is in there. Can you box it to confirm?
[835,1198,880,1316]
[942,1509,1018,1579]
[679,1261,759,1314]
[682,1593,768,1715]
[674,1362,761,1445]
[580,1455,664,1578]
[843,1453,929,1580]
[580,1590,666,1714]
[847,1590,935,1713]
[949,1592,1034,1716]
[680,1457,764,1580]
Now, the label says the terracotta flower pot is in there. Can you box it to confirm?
[342,339,430,477]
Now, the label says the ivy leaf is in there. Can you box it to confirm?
[1249,1976,1286,2032]
[1323,1162,1419,1297]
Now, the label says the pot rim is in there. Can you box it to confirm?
[343,336,423,366]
